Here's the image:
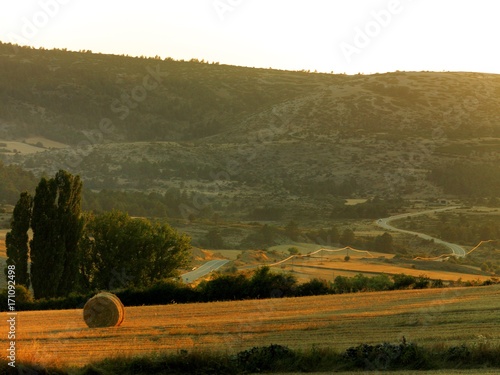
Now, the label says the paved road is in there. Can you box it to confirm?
[376,206,466,257]
[180,259,230,283]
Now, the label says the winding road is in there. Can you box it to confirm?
[180,259,230,283]
[182,207,467,283]
[376,206,466,257]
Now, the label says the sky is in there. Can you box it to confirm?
[1,0,499,75]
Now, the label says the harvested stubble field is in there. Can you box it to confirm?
[14,285,500,369]
[284,257,492,283]
[0,233,6,257]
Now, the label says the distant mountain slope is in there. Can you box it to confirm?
[0,161,37,203]
[1,42,499,144]
[0,42,499,205]
[0,42,331,143]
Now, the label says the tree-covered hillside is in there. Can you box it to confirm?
[1,42,499,144]
[0,161,37,204]
[0,42,499,209]
[0,42,328,143]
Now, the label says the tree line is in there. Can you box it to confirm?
[429,163,500,198]
[5,170,191,299]
[0,42,312,144]
[5,266,494,312]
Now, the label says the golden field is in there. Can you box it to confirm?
[12,284,500,368]
[281,257,492,283]
[0,234,6,257]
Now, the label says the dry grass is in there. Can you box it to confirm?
[0,137,68,155]
[23,136,68,149]
[344,199,369,206]
[15,285,500,368]
[213,249,242,260]
[0,229,6,258]
[273,255,491,283]
[0,141,44,154]
[0,238,6,258]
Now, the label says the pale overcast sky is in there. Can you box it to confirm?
[1,0,499,75]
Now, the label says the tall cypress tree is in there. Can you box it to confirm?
[5,191,33,288]
[55,170,83,296]
[30,170,83,299]
[30,177,61,299]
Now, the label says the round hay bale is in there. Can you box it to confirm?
[83,292,125,328]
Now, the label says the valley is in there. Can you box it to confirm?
[0,44,499,374]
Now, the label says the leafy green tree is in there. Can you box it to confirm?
[249,266,297,298]
[296,278,330,296]
[367,274,393,291]
[333,275,352,294]
[199,273,250,301]
[414,274,430,289]
[392,273,416,290]
[82,210,190,290]
[30,170,83,299]
[351,274,370,292]
[5,192,32,288]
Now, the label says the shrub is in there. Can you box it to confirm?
[237,344,295,373]
[332,275,352,294]
[14,285,33,303]
[414,275,430,289]
[198,273,251,301]
[446,344,471,362]
[296,278,331,296]
[392,274,417,289]
[249,267,297,299]
[431,279,444,288]
[117,280,200,306]
[367,274,393,291]
[343,342,428,370]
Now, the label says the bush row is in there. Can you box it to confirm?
[6,341,500,374]
[1,267,497,311]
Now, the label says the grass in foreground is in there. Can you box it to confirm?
[5,341,500,374]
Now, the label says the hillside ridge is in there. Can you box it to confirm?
[1,42,499,205]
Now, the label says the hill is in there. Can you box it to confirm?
[0,42,499,215]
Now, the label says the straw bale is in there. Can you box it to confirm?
[83,292,125,328]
